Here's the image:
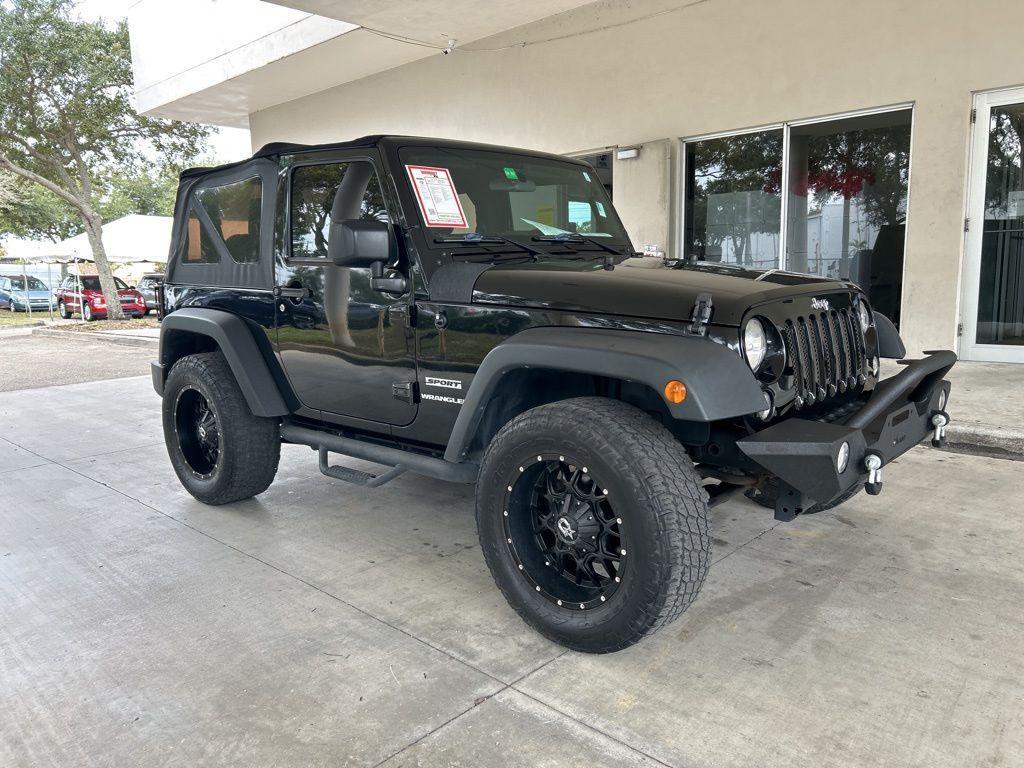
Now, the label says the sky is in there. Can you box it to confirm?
[75,0,253,163]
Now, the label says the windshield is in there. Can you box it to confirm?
[398,147,629,250]
[78,276,129,291]
[7,276,47,291]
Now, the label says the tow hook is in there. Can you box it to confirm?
[864,453,883,496]
[930,411,949,448]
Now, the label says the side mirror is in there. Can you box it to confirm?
[328,219,395,268]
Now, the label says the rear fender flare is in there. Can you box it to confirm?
[155,307,295,417]
[444,326,766,462]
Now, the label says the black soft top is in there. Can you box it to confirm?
[179,135,587,181]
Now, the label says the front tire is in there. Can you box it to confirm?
[83,304,94,321]
[476,397,711,653]
[163,351,281,505]
[58,300,69,319]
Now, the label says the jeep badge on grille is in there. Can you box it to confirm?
[811,297,831,311]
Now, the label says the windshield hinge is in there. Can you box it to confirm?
[689,292,713,335]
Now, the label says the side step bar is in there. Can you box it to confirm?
[281,422,479,487]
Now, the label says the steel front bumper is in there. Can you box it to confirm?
[737,350,957,521]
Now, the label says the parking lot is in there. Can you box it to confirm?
[1,338,1022,767]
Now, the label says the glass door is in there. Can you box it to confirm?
[962,87,1024,362]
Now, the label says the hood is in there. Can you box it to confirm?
[471,257,858,326]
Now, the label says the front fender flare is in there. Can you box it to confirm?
[444,326,766,462]
[155,307,295,417]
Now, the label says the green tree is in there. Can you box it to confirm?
[0,0,208,318]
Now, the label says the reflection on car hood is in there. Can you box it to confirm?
[470,257,857,326]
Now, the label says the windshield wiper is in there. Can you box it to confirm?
[531,233,626,256]
[434,233,543,260]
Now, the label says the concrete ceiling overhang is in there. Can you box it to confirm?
[265,0,597,48]
[134,0,596,128]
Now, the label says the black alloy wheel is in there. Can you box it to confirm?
[504,455,625,610]
[174,386,220,478]
[476,397,711,653]
[162,352,280,505]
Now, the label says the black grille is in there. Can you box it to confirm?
[782,307,866,406]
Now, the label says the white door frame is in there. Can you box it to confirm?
[960,86,1024,362]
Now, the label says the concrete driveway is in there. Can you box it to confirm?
[1,375,1021,767]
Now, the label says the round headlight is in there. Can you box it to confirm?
[857,300,871,332]
[743,318,767,371]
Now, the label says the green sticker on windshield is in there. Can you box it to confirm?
[503,166,519,180]
[596,201,606,217]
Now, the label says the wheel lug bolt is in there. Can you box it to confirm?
[582,466,588,473]
[507,538,512,543]
[537,455,542,461]
[616,517,622,524]
[579,603,585,609]
[615,576,621,583]
[557,600,562,606]
[600,596,606,602]
[621,549,626,555]
[507,485,512,491]
[518,564,523,570]
[519,466,524,472]
[503,510,508,517]
[536,586,541,592]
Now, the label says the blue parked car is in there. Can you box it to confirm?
[0,274,55,312]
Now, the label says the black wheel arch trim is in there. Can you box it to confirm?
[154,307,298,417]
[444,326,767,462]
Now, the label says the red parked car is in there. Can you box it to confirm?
[56,275,146,321]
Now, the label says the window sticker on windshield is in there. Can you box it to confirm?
[405,165,468,228]
[582,171,592,182]
[596,201,607,217]
[503,166,519,180]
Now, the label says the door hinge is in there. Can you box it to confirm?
[957,322,964,337]
[964,217,970,232]
[970,107,977,124]
[392,380,418,404]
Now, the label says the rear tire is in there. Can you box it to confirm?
[476,397,711,653]
[745,477,862,514]
[163,351,280,505]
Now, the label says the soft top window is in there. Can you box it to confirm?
[185,175,262,265]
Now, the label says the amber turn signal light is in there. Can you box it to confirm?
[663,380,687,404]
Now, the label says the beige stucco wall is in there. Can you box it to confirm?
[250,0,1024,356]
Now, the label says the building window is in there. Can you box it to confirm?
[786,110,912,325]
[683,107,912,324]
[684,130,783,268]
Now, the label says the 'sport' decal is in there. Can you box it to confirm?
[425,376,462,390]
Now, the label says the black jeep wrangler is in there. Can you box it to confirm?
[154,135,955,653]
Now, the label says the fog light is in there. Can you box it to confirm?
[938,389,947,410]
[756,391,773,420]
[664,380,687,404]
[837,441,850,474]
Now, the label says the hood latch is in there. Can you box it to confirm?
[689,292,713,335]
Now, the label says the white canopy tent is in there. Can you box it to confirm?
[46,214,172,265]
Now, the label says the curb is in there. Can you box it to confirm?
[31,327,158,349]
[946,423,1024,460]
